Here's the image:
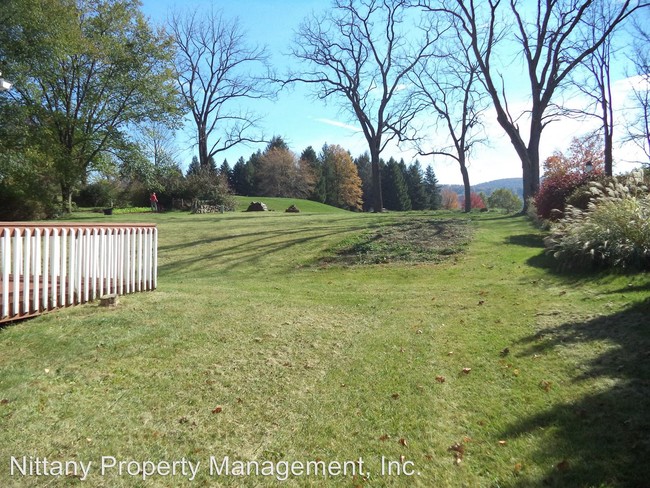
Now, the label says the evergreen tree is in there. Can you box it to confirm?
[301,146,326,202]
[248,150,263,195]
[405,161,429,210]
[266,136,289,152]
[187,155,201,176]
[231,157,252,195]
[207,156,218,174]
[219,159,233,189]
[382,158,411,211]
[354,152,373,211]
[424,165,442,210]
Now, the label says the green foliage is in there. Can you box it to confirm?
[76,179,120,208]
[184,167,236,210]
[487,188,523,213]
[545,171,650,270]
[0,0,180,213]
[404,160,429,210]
[354,152,373,210]
[0,126,60,220]
[424,165,442,209]
[381,158,412,211]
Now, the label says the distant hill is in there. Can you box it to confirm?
[443,178,523,198]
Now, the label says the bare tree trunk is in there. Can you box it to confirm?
[460,160,471,213]
[370,147,383,212]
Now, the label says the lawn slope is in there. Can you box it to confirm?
[0,212,648,487]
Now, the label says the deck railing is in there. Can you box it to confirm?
[0,223,157,323]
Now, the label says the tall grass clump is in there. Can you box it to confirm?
[545,170,650,270]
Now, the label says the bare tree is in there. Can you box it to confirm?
[286,0,440,212]
[626,9,650,162]
[138,122,181,168]
[409,23,490,212]
[169,8,272,169]
[569,0,622,176]
[419,0,647,210]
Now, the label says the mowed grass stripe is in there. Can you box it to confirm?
[1,208,648,487]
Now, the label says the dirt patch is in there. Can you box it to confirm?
[322,218,472,265]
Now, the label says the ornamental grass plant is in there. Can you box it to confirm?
[545,170,650,270]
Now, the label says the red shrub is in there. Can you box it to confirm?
[535,172,588,220]
[461,192,486,210]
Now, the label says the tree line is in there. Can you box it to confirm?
[181,136,443,212]
[1,0,648,219]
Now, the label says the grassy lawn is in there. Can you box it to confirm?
[1,204,649,487]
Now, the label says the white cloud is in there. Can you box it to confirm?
[314,118,362,132]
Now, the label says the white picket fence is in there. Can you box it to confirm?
[0,223,157,322]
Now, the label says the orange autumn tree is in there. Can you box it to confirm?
[441,188,460,210]
[323,145,364,211]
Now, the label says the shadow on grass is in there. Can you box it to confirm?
[504,298,650,487]
[158,222,370,277]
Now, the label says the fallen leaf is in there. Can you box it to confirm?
[556,459,570,471]
[448,442,465,464]
[391,393,400,400]
[447,351,454,356]
[379,434,390,441]
[435,375,446,383]
[478,300,485,306]
[462,368,472,374]
[44,368,50,374]
[399,455,406,463]
[498,440,507,446]
[513,369,520,376]
[398,438,408,447]
[513,463,523,474]
[424,454,434,461]
[416,329,423,334]
[463,436,472,443]
[211,406,223,414]
[236,397,243,404]
[0,399,9,405]
[540,380,552,392]
[500,347,510,357]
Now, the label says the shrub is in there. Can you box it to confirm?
[544,171,650,270]
[534,170,592,220]
[461,192,486,210]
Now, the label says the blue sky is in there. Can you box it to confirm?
[140,0,646,185]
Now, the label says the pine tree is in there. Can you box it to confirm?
[187,155,200,177]
[354,152,373,211]
[248,150,263,195]
[266,136,289,152]
[301,146,325,202]
[424,165,442,210]
[207,156,218,174]
[231,157,251,195]
[405,160,429,210]
[219,159,233,189]
[382,158,411,211]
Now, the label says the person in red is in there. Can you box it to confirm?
[150,192,158,212]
